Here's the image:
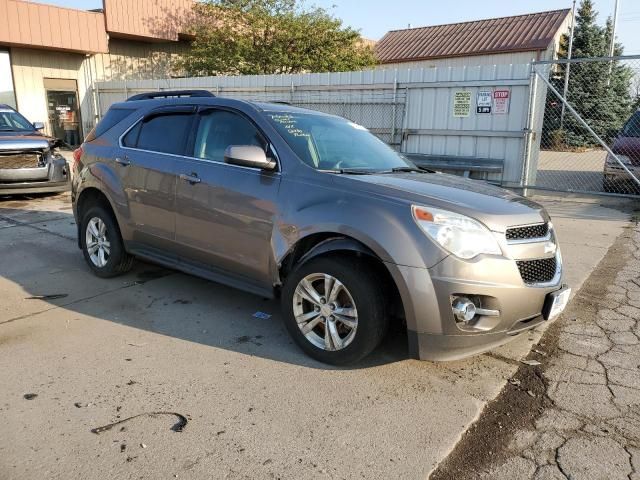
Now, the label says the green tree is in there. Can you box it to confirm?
[542,0,634,148]
[177,0,377,76]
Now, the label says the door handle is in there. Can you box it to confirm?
[115,156,130,166]
[179,173,201,184]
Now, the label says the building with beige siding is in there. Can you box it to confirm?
[0,0,193,145]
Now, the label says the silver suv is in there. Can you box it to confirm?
[72,90,569,365]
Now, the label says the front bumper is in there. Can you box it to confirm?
[604,163,639,178]
[387,243,564,361]
[0,156,69,195]
[410,316,545,361]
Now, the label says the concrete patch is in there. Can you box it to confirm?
[557,437,632,480]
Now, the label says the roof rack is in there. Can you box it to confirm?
[126,90,215,102]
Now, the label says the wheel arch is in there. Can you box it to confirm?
[75,187,118,249]
[278,233,407,329]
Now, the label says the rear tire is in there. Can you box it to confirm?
[281,256,388,365]
[80,204,134,278]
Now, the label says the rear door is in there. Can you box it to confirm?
[119,106,195,253]
[174,107,281,291]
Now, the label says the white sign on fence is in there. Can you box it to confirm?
[476,89,492,114]
[493,88,511,114]
[453,91,471,117]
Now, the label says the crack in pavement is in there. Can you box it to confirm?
[0,212,76,241]
[0,271,177,326]
[0,209,177,326]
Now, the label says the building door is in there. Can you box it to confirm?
[44,78,82,147]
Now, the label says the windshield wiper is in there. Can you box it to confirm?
[379,166,432,174]
[321,168,377,175]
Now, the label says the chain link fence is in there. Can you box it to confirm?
[96,65,534,185]
[98,84,406,148]
[214,87,407,147]
[526,56,640,196]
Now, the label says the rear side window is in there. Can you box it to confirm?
[92,107,136,140]
[124,112,194,155]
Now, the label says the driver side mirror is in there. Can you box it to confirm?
[224,145,276,170]
[33,122,45,131]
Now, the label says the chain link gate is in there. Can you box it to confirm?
[524,55,640,196]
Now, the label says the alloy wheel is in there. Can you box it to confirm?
[292,273,358,351]
[85,217,111,268]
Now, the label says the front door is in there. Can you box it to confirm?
[175,108,281,290]
[119,106,196,252]
[44,79,82,147]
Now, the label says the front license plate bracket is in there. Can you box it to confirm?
[542,284,571,320]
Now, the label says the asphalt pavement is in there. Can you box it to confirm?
[0,191,634,479]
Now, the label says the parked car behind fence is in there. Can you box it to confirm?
[603,109,640,194]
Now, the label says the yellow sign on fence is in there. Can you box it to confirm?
[453,91,471,118]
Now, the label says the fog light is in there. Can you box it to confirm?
[452,297,476,322]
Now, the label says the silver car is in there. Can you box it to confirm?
[0,104,69,195]
[71,90,569,365]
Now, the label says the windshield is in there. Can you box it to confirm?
[266,112,414,172]
[0,109,35,132]
[621,111,640,138]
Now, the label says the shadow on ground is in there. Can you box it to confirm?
[0,204,409,370]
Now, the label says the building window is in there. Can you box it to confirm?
[0,51,17,109]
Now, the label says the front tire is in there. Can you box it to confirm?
[80,205,134,278]
[281,256,388,365]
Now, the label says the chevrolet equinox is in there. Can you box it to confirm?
[71,90,570,365]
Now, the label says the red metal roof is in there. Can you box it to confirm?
[375,9,570,64]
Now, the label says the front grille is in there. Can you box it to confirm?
[506,223,548,241]
[0,153,43,169]
[516,257,557,285]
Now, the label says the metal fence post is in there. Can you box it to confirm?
[520,64,539,195]
[391,72,398,145]
[94,83,102,122]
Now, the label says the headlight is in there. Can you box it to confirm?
[412,205,501,259]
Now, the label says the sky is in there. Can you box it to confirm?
[34,0,640,54]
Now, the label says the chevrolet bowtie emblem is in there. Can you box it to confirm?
[544,241,557,254]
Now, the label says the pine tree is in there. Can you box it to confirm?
[541,0,634,149]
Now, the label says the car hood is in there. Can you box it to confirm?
[336,172,547,233]
[0,133,53,152]
[612,136,640,164]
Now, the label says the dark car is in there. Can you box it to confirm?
[0,104,70,195]
[603,109,640,194]
[71,90,569,365]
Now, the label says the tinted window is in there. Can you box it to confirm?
[94,107,135,139]
[130,112,194,155]
[194,110,266,162]
[122,122,141,147]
